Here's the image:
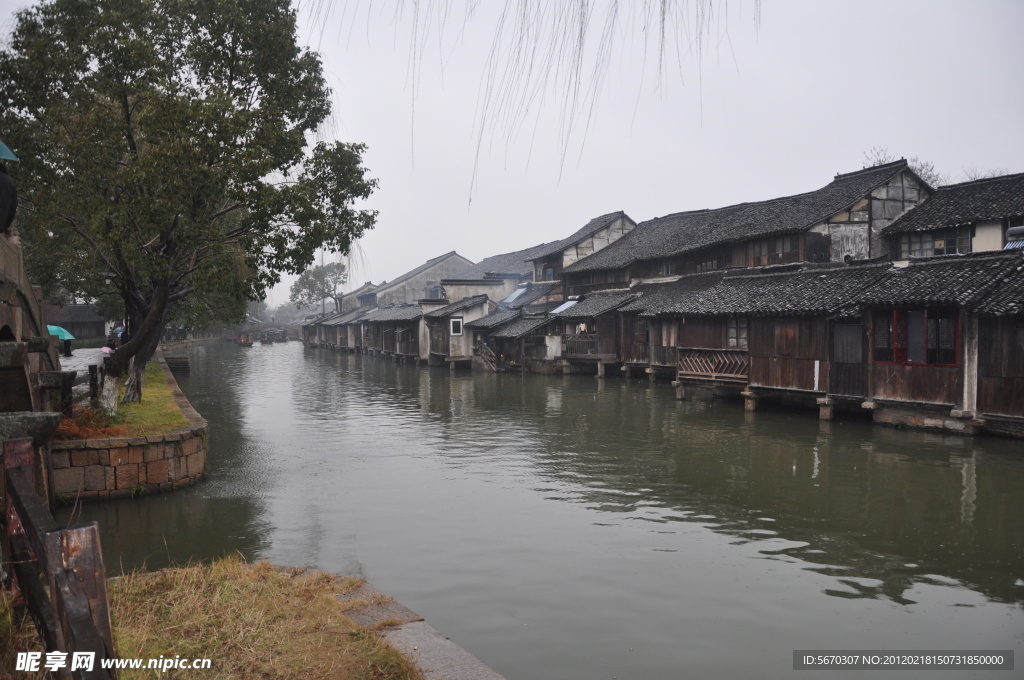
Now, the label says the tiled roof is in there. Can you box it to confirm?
[424,295,490,318]
[362,304,423,323]
[525,211,630,261]
[555,290,637,319]
[857,251,1021,308]
[973,256,1024,316]
[503,281,560,309]
[622,264,893,318]
[465,307,521,330]
[491,315,550,339]
[564,161,910,274]
[303,310,340,327]
[884,173,1024,234]
[374,251,471,294]
[322,306,372,325]
[450,242,557,280]
[618,272,726,316]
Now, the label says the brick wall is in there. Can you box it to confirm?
[49,356,207,501]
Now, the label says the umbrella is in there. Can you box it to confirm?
[0,140,19,162]
[112,326,125,334]
[47,325,75,340]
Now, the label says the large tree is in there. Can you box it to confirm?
[289,261,347,314]
[1,0,376,406]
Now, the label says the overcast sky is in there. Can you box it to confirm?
[3,1,1023,309]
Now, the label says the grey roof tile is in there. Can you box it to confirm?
[564,161,910,274]
[465,307,521,330]
[884,173,1024,234]
[555,290,637,319]
[423,295,490,318]
[973,256,1024,316]
[492,315,550,339]
[857,251,1020,308]
[362,304,423,322]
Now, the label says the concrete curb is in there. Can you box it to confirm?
[336,580,507,680]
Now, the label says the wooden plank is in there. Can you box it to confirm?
[8,535,60,652]
[6,465,58,562]
[51,568,116,680]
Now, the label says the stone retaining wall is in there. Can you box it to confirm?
[49,356,207,502]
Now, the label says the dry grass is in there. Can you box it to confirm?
[1,556,423,680]
[55,361,188,440]
[109,556,421,679]
[0,590,45,680]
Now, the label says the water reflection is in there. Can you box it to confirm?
[60,342,1024,679]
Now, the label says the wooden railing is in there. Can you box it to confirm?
[475,340,499,372]
[4,434,117,679]
[677,348,749,382]
[562,334,597,356]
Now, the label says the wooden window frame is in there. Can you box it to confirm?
[727,316,748,349]
[450,317,464,336]
[872,309,959,367]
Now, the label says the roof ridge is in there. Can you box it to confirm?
[935,171,1024,190]
[833,159,908,179]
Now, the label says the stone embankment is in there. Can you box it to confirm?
[50,355,206,501]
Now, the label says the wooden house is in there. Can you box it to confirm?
[359,304,423,362]
[561,160,929,296]
[883,173,1024,260]
[553,290,637,375]
[616,273,726,379]
[464,282,561,371]
[856,251,1023,434]
[971,258,1024,436]
[487,316,553,372]
[423,295,495,369]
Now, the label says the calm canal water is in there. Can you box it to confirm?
[61,342,1023,679]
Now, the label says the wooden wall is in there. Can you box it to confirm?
[869,364,962,407]
[977,317,1024,417]
[748,317,829,392]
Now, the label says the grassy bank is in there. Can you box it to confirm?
[55,361,189,440]
[1,556,423,680]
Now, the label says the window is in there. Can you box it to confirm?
[727,317,748,349]
[449,317,463,336]
[898,227,971,259]
[653,259,677,277]
[753,236,799,265]
[872,309,957,365]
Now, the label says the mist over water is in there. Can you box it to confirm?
[62,342,1024,680]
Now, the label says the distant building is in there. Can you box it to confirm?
[41,301,109,339]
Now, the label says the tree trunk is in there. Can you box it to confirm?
[102,279,172,408]
[99,360,119,413]
[121,324,163,403]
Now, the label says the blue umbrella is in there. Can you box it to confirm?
[0,141,19,162]
[47,325,75,340]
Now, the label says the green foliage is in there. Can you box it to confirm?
[0,0,377,383]
[290,260,348,310]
